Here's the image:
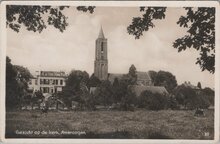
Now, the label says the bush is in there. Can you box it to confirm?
[173,85,212,110]
[167,96,179,110]
[137,90,169,110]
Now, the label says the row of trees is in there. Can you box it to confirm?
[58,64,214,111]
[6,56,214,111]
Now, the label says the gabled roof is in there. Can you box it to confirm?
[136,71,151,81]
[98,26,105,39]
[129,85,169,96]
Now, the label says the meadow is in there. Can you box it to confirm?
[6,109,214,139]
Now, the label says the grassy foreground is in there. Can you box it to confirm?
[6,109,214,139]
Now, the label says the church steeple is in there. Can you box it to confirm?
[94,27,108,80]
[98,26,105,39]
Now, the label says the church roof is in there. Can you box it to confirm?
[129,85,168,96]
[98,26,105,39]
[136,71,151,81]
[108,73,124,83]
[108,71,152,83]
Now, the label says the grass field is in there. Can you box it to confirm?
[6,109,214,139]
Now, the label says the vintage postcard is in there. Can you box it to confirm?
[0,1,219,144]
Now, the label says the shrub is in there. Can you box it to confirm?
[173,85,212,110]
[137,90,169,110]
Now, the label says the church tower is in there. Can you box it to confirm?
[94,27,108,80]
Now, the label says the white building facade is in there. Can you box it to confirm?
[28,71,66,94]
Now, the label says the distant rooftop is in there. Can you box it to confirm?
[38,71,66,77]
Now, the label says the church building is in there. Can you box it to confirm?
[94,27,108,80]
[93,27,168,96]
[94,27,153,86]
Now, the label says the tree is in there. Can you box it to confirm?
[6,56,19,110]
[65,70,89,92]
[14,65,32,96]
[154,71,177,93]
[202,87,214,106]
[94,80,113,106]
[127,7,166,39]
[88,73,101,88]
[173,85,211,109]
[127,64,137,85]
[6,56,32,110]
[127,7,215,73]
[120,88,137,111]
[197,82,202,89]
[61,70,89,108]
[173,85,197,109]
[112,78,121,103]
[173,8,215,73]
[7,5,95,33]
[148,70,157,85]
[137,90,169,110]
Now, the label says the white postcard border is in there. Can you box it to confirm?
[0,1,219,144]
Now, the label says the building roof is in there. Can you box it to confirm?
[98,26,105,39]
[129,85,169,96]
[39,71,66,78]
[182,81,199,89]
[136,71,151,81]
[108,71,152,83]
[108,73,124,83]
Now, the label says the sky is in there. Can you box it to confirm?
[7,7,214,88]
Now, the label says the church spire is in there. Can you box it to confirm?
[98,26,105,39]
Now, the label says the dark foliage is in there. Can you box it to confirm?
[154,71,177,93]
[197,82,202,89]
[6,5,95,33]
[148,70,157,85]
[65,70,89,92]
[173,7,215,73]
[88,73,101,88]
[167,96,179,110]
[138,90,169,110]
[127,7,215,73]
[76,6,96,14]
[93,80,113,106]
[173,85,211,109]
[6,56,32,110]
[127,7,166,39]
[202,87,214,106]
[128,64,137,85]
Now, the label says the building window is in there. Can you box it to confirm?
[43,87,49,93]
[101,42,104,52]
[40,79,43,84]
[35,79,38,85]
[56,80,58,85]
[60,80,63,85]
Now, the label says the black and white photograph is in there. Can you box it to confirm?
[0,1,219,143]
